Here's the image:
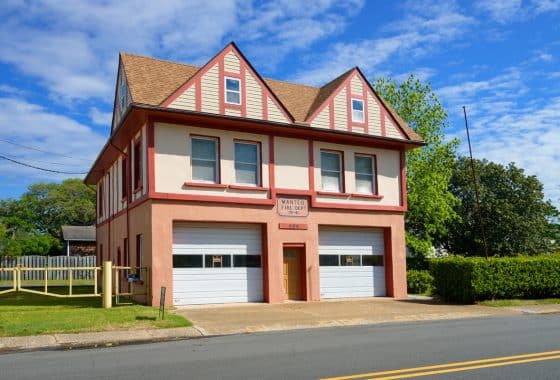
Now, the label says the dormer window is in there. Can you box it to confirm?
[351,99,364,123]
[119,76,127,114]
[225,77,241,105]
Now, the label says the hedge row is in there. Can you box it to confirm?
[407,269,433,295]
[429,255,560,303]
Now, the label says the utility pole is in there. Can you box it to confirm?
[463,106,489,259]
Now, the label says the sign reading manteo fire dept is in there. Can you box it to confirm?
[277,198,308,217]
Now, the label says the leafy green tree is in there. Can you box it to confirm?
[374,74,460,256]
[442,158,558,256]
[0,178,95,256]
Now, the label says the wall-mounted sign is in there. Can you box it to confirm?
[277,198,308,217]
[279,223,308,230]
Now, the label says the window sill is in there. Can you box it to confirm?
[350,193,384,199]
[184,181,228,189]
[228,184,269,191]
[133,187,142,194]
[316,191,351,197]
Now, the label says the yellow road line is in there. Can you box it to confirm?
[371,354,560,379]
[321,349,560,380]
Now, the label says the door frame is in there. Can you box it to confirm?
[282,243,307,301]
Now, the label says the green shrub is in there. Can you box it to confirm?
[407,269,433,294]
[430,255,560,303]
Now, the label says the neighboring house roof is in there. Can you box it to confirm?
[118,51,422,142]
[61,226,96,242]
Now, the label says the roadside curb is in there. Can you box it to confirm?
[0,327,204,354]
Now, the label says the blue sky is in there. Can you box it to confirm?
[0,0,559,207]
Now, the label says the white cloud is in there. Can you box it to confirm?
[89,107,113,126]
[0,0,360,103]
[474,0,523,23]
[437,68,560,207]
[291,0,474,85]
[0,97,105,181]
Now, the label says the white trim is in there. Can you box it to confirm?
[191,136,219,183]
[351,98,364,123]
[224,76,242,105]
[234,141,260,186]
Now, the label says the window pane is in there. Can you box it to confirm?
[226,78,240,91]
[340,255,361,266]
[321,151,340,171]
[355,156,372,174]
[204,255,231,268]
[192,159,216,182]
[192,139,216,160]
[226,91,240,104]
[352,99,364,111]
[235,143,257,163]
[322,173,341,192]
[233,255,261,268]
[173,255,203,268]
[235,163,257,184]
[362,255,384,267]
[319,255,339,266]
[352,109,364,122]
[356,175,373,193]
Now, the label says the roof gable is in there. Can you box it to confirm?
[161,43,294,123]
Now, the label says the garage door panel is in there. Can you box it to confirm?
[319,227,386,299]
[172,223,263,305]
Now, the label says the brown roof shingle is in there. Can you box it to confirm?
[118,52,422,142]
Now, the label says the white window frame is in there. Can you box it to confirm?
[354,154,375,194]
[320,150,343,192]
[191,136,219,183]
[225,77,242,105]
[234,141,261,186]
[351,98,364,123]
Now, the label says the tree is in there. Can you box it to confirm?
[0,178,95,256]
[441,158,558,256]
[374,74,460,256]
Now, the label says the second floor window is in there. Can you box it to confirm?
[321,151,342,192]
[133,141,142,190]
[192,137,218,183]
[225,77,241,105]
[351,99,364,123]
[355,154,375,194]
[234,141,260,186]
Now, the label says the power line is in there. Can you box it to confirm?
[0,154,88,175]
[0,138,91,162]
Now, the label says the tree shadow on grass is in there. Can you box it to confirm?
[136,316,157,321]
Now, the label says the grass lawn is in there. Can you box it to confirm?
[478,298,560,307]
[0,288,191,337]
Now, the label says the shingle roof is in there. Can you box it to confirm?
[119,52,422,142]
[61,225,96,241]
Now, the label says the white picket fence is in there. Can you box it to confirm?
[0,256,97,281]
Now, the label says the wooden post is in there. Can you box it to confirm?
[102,261,112,308]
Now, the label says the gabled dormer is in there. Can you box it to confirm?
[306,68,408,139]
[161,43,294,124]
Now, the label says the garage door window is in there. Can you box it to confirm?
[233,255,261,268]
[362,255,384,266]
[319,255,339,266]
[173,255,203,268]
[341,255,361,266]
[192,137,218,183]
[205,255,232,268]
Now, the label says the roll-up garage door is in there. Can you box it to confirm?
[172,223,263,305]
[319,227,386,298]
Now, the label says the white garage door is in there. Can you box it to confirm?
[319,227,386,299]
[172,223,263,305]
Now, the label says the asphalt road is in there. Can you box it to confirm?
[2,314,560,380]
